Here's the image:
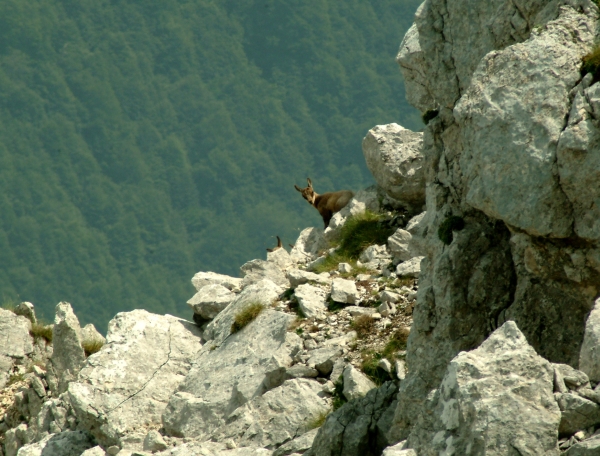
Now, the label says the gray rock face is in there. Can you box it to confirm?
[15,431,94,456]
[267,247,294,270]
[556,392,600,436]
[342,365,376,401]
[191,271,243,292]
[290,227,328,264]
[212,379,329,449]
[272,428,319,456]
[455,6,595,238]
[68,311,202,449]
[48,302,86,395]
[407,322,560,456]
[14,302,36,324]
[387,229,413,263]
[362,124,425,209]
[187,284,236,320]
[81,324,106,345]
[0,308,33,388]
[565,434,600,455]
[295,284,328,319]
[286,269,331,289]
[580,298,600,382]
[240,259,290,289]
[203,279,281,344]
[143,430,168,453]
[305,382,397,456]
[307,347,342,377]
[330,279,359,304]
[162,310,301,441]
[395,257,423,278]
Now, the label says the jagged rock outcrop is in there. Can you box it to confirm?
[68,310,201,449]
[0,309,33,389]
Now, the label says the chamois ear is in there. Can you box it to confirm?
[307,177,312,188]
[294,184,302,192]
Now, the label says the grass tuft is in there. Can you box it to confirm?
[332,375,347,411]
[30,322,53,343]
[351,315,377,339]
[231,302,265,334]
[7,373,26,387]
[438,215,465,245]
[582,43,600,83]
[82,338,104,357]
[306,410,329,430]
[382,327,410,363]
[360,350,393,386]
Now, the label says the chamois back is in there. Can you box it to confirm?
[294,178,354,228]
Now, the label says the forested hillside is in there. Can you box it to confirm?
[0,0,421,331]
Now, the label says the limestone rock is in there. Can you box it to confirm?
[48,302,85,395]
[0,308,33,388]
[15,431,94,456]
[395,257,423,278]
[203,279,281,344]
[240,259,290,289]
[143,430,167,453]
[14,302,36,324]
[191,271,242,292]
[187,284,236,320]
[407,321,560,455]
[307,347,343,377]
[330,279,359,304]
[162,310,301,441]
[212,379,329,449]
[382,441,416,456]
[580,298,600,382]
[556,392,600,436]
[387,229,413,263]
[267,247,294,270]
[362,124,425,210]
[290,227,328,264]
[295,284,328,319]
[272,428,319,456]
[80,447,106,456]
[342,365,376,401]
[153,441,271,455]
[565,434,600,455]
[286,269,331,289]
[305,382,397,456]
[68,311,202,449]
[81,324,106,345]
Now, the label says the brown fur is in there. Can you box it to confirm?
[294,178,354,228]
[266,236,283,252]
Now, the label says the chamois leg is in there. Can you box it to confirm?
[322,211,332,229]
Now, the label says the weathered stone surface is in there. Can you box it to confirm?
[286,269,331,289]
[204,279,282,344]
[163,310,301,441]
[330,279,359,304]
[565,434,600,455]
[407,322,560,456]
[290,227,328,264]
[295,284,328,319]
[267,247,294,270]
[15,431,94,456]
[382,441,416,456]
[580,298,600,382]
[305,382,397,456]
[14,302,36,324]
[80,447,106,456]
[143,430,167,453]
[395,257,423,278]
[212,379,329,449]
[192,271,243,292]
[48,302,86,395]
[362,124,425,209]
[344,307,376,317]
[342,365,376,401]
[387,229,413,262]
[307,347,343,377]
[187,284,236,320]
[81,324,106,345]
[285,365,319,380]
[556,392,600,436]
[68,311,202,449]
[241,259,290,289]
[455,6,595,238]
[0,308,33,388]
[273,428,319,456]
[154,442,272,456]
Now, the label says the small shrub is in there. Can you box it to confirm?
[306,410,329,430]
[30,322,53,343]
[231,302,265,334]
[583,43,600,83]
[351,315,376,339]
[382,327,410,363]
[438,215,465,245]
[360,350,393,386]
[337,211,396,259]
[332,375,347,411]
[422,109,439,125]
[281,288,295,300]
[7,373,25,386]
[82,338,104,357]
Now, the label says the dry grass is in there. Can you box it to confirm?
[231,302,265,334]
[82,338,104,357]
[30,322,53,343]
[306,410,329,430]
[351,315,377,339]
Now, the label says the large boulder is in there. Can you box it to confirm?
[68,310,202,450]
[580,298,600,382]
[187,284,236,320]
[290,227,328,264]
[191,271,242,292]
[0,308,33,388]
[362,123,425,210]
[15,431,94,456]
[295,284,328,319]
[406,322,560,455]
[162,309,302,441]
[47,302,86,395]
[240,259,290,289]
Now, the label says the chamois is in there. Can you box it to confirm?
[266,236,283,252]
[294,178,354,228]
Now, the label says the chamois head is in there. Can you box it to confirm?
[294,178,317,205]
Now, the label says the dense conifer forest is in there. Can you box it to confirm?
[0,0,421,331]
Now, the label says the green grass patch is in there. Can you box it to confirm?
[583,43,600,83]
[82,338,105,357]
[306,410,329,430]
[30,322,53,343]
[438,216,465,245]
[360,350,393,386]
[7,373,26,387]
[382,327,410,363]
[231,302,265,334]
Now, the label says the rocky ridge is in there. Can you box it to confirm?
[2,0,600,454]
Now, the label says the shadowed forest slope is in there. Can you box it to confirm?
[0,0,421,331]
